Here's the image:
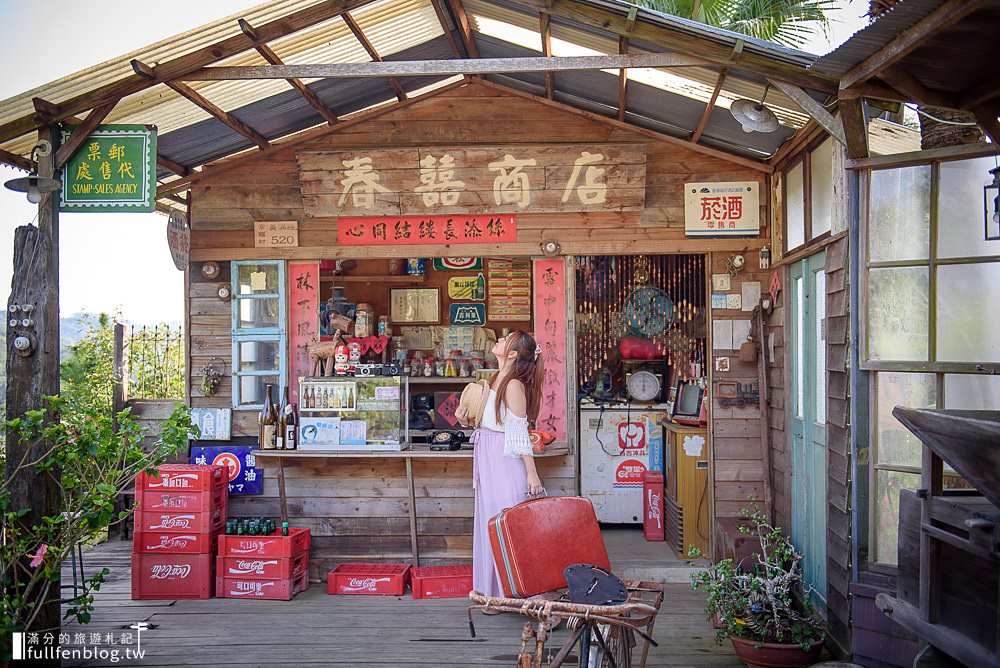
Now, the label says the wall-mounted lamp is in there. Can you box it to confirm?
[759,246,771,269]
[540,240,561,257]
[986,166,1000,241]
[201,261,221,280]
[3,141,62,204]
[216,285,232,301]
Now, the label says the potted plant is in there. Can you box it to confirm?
[689,507,825,668]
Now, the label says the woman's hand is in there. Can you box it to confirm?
[455,404,470,427]
[526,473,544,497]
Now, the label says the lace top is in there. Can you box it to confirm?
[479,388,533,458]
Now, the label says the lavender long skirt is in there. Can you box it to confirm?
[472,427,528,597]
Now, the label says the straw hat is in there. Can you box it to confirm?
[459,379,492,428]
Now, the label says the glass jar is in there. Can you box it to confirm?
[434,358,446,377]
[444,356,457,378]
[410,356,424,377]
[469,350,485,371]
[423,356,435,377]
[406,258,426,276]
[458,357,471,377]
[354,303,376,338]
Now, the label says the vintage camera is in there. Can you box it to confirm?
[355,363,379,377]
[383,363,400,376]
[429,430,467,451]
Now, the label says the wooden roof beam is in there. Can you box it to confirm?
[960,73,1000,111]
[837,91,870,160]
[877,66,957,109]
[447,0,480,59]
[840,0,983,91]
[239,19,340,125]
[157,155,190,177]
[0,148,31,171]
[342,12,407,101]
[540,13,555,100]
[429,0,464,58]
[769,80,845,147]
[54,100,118,169]
[617,36,628,121]
[691,67,728,144]
[972,105,1000,146]
[0,0,382,144]
[133,59,270,150]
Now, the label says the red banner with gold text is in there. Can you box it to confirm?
[338,214,516,246]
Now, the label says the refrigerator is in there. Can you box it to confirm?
[579,401,669,523]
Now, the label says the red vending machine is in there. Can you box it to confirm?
[642,470,665,541]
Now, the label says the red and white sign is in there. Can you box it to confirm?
[212,452,242,483]
[684,181,759,237]
[289,263,319,407]
[617,421,647,451]
[533,259,567,441]
[613,459,647,488]
[338,214,516,246]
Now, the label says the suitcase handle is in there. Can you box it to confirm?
[525,487,547,499]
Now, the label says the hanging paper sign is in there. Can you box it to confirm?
[255,220,299,248]
[433,257,482,271]
[338,214,516,245]
[189,446,263,495]
[447,274,485,300]
[166,209,190,271]
[190,408,231,440]
[289,263,319,406]
[684,182,760,237]
[533,259,567,441]
[60,124,157,212]
[450,303,486,326]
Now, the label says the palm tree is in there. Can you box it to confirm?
[632,0,836,48]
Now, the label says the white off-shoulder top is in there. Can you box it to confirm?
[479,388,533,458]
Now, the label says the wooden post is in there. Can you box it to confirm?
[754,306,775,523]
[4,125,61,638]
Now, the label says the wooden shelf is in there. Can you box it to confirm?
[321,275,425,284]
[407,377,478,384]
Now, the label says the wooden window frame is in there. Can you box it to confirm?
[231,260,287,410]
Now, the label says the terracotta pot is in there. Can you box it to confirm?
[728,633,824,668]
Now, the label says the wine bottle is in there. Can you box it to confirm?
[276,386,289,449]
[285,402,298,450]
[260,384,278,449]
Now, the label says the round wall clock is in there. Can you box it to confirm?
[626,370,661,402]
[623,286,674,337]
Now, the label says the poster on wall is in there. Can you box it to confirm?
[533,259,567,441]
[683,182,760,237]
[488,259,531,321]
[190,445,263,495]
[190,408,231,441]
[289,263,320,407]
[433,257,482,271]
[447,274,485,300]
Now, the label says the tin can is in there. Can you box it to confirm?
[378,315,392,337]
[354,303,375,338]
[406,258,426,276]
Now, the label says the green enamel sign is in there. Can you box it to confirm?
[60,124,157,212]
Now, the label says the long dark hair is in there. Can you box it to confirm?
[493,331,545,426]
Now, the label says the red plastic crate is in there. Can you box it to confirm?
[137,464,226,493]
[133,529,220,555]
[136,487,226,513]
[217,528,310,558]
[131,553,214,600]
[327,563,410,596]
[411,564,473,599]
[135,507,224,535]
[216,551,309,580]
[215,571,309,600]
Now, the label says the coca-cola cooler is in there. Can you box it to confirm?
[642,471,665,541]
[579,402,667,523]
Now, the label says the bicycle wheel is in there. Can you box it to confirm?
[589,623,634,668]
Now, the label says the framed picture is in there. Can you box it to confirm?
[390,287,440,324]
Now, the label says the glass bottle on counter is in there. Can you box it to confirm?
[259,384,277,449]
[276,386,289,449]
[284,403,298,450]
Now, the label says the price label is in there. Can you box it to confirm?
[254,220,299,248]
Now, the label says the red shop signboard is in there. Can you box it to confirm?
[338,214,516,246]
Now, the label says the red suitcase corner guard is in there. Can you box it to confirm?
[327,563,410,596]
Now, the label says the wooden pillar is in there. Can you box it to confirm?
[4,125,61,638]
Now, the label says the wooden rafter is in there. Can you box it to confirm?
[157,155,190,177]
[617,36,628,122]
[0,0,382,145]
[342,12,407,102]
[540,13,555,100]
[239,19,340,125]
[769,79,845,147]
[54,101,119,169]
[182,53,716,80]
[960,73,1000,110]
[877,66,956,109]
[0,147,31,171]
[447,0,480,59]
[972,106,1000,146]
[840,0,983,91]
[691,66,728,144]
[429,0,464,58]
[31,97,61,122]
[768,119,823,170]
[837,92,870,160]
[133,59,270,150]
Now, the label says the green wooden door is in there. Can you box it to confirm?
[790,253,827,610]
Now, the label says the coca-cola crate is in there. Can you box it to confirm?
[135,507,224,535]
[137,464,226,493]
[411,564,473,600]
[216,551,309,580]
[217,528,310,558]
[216,571,309,600]
[327,563,410,596]
[133,529,221,555]
[136,487,226,513]
[131,553,214,600]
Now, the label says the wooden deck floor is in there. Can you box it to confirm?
[60,538,743,668]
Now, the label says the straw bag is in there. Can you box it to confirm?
[459,379,492,428]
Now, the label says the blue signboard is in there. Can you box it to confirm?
[450,303,486,326]
[189,445,263,495]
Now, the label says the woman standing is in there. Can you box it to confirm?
[457,330,545,597]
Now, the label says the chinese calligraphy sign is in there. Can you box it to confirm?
[60,124,157,212]
[338,214,515,246]
[533,259,567,441]
[684,181,760,237]
[289,262,319,406]
[297,144,646,216]
[255,221,299,248]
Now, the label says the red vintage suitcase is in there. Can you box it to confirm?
[488,496,610,598]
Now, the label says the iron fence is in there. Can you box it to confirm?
[124,325,185,399]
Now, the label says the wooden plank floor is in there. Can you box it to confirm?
[60,540,743,667]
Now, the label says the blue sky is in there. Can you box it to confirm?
[0,1,870,325]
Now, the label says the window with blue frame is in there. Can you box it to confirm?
[231,261,286,409]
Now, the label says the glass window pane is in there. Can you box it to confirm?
[810,139,834,238]
[786,162,805,250]
[238,375,279,407]
[873,469,921,566]
[237,340,280,372]
[944,373,1000,409]
[937,156,1000,259]
[936,262,1000,363]
[795,276,804,419]
[237,298,280,330]
[815,270,827,423]
[237,263,280,295]
[867,267,929,361]
[876,372,936,467]
[869,166,931,262]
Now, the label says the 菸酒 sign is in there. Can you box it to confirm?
[60,124,157,212]
[683,182,760,237]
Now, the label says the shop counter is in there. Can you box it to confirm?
[253,442,569,566]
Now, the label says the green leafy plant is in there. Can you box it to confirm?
[689,506,825,650]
